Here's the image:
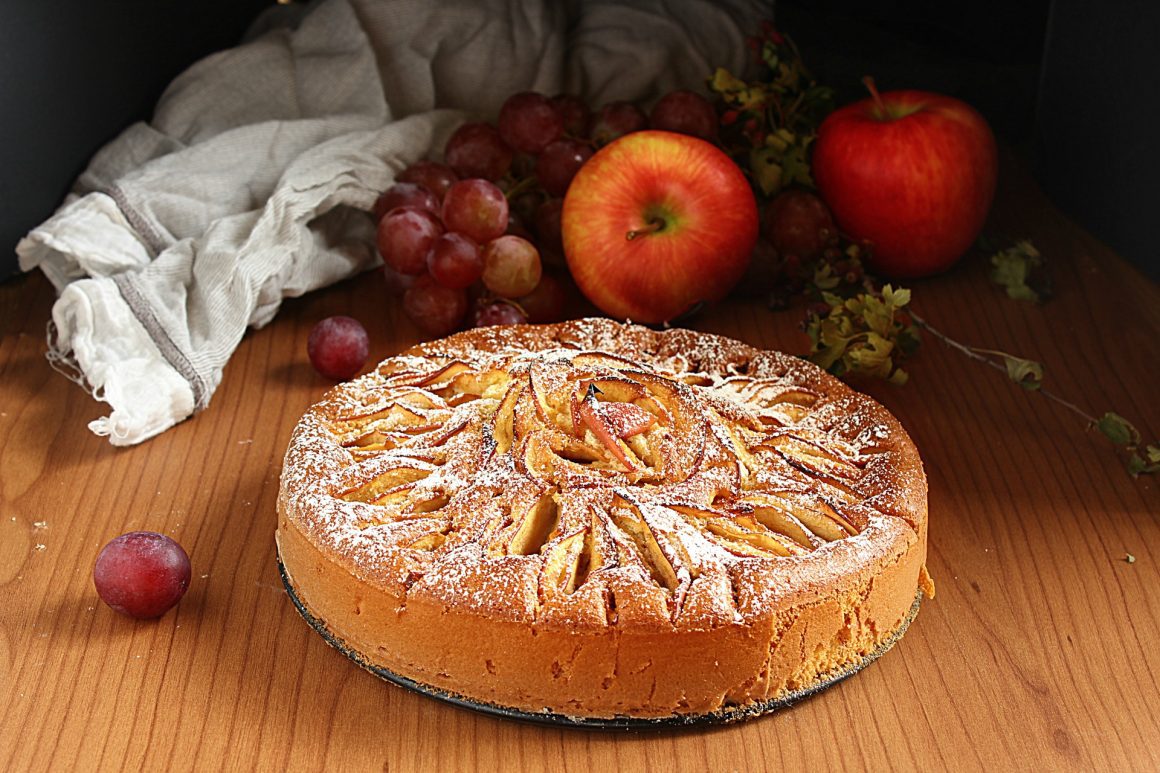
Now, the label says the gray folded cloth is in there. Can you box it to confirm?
[17,0,764,445]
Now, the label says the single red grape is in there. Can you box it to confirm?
[481,235,542,298]
[427,232,483,289]
[377,206,444,275]
[383,264,418,295]
[442,179,509,243]
[307,315,369,380]
[403,275,468,337]
[649,90,719,141]
[93,531,191,619]
[498,91,564,154]
[509,191,541,230]
[533,197,564,254]
[589,101,647,146]
[473,300,528,328]
[516,272,569,323]
[445,122,513,181]
[372,182,440,222]
[398,160,459,200]
[535,139,594,197]
[552,94,591,138]
[763,189,837,260]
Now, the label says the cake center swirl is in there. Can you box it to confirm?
[325,346,873,593]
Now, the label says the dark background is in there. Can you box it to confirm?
[0,0,271,277]
[2,0,1157,280]
[778,0,1160,281]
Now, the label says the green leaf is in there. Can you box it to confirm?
[862,297,894,338]
[1000,354,1044,390]
[751,129,816,189]
[1126,449,1159,476]
[819,318,851,348]
[989,240,1046,302]
[812,342,849,371]
[761,42,781,72]
[848,332,894,372]
[1097,412,1141,446]
[774,133,815,190]
[814,264,840,291]
[897,325,923,356]
[749,147,784,196]
[882,285,911,308]
[820,290,844,308]
[1009,284,1040,302]
[709,67,747,95]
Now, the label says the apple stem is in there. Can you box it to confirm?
[626,218,665,241]
[862,76,887,118]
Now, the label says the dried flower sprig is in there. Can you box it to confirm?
[708,23,833,197]
[804,284,921,385]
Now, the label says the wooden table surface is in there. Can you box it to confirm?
[1,154,1157,772]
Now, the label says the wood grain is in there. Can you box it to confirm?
[1,155,1157,772]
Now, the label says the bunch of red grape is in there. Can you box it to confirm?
[375,172,548,336]
[375,89,719,337]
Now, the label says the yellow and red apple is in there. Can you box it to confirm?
[562,130,759,323]
[812,81,997,278]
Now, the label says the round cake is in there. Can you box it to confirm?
[277,318,933,721]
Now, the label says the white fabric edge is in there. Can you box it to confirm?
[52,278,195,446]
[17,191,155,291]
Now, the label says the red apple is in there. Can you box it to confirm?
[812,79,997,278]
[561,130,758,323]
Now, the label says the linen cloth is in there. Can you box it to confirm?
[17,0,765,445]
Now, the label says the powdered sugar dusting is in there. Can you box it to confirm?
[279,318,926,627]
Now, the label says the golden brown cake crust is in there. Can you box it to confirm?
[277,318,930,719]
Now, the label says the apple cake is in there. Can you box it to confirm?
[276,318,933,722]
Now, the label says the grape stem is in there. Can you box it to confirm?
[504,175,539,201]
[909,310,1100,426]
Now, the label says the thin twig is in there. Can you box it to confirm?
[909,310,1004,373]
[909,310,1099,427]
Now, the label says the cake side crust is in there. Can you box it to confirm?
[277,503,924,718]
